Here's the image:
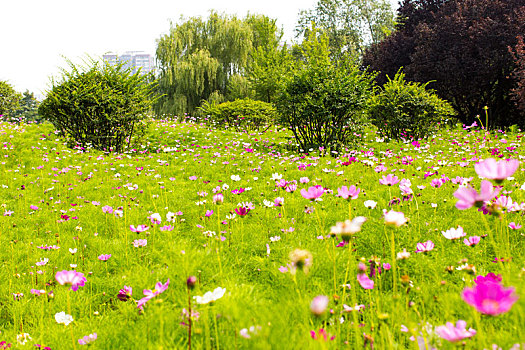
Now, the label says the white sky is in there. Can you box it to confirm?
[0,0,398,99]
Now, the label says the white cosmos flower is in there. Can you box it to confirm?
[231,175,241,181]
[193,287,226,304]
[55,311,74,326]
[263,199,274,208]
[166,211,176,222]
[17,333,32,345]
[270,173,283,181]
[363,200,377,209]
[442,226,466,240]
[383,209,408,227]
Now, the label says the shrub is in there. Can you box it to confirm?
[367,71,455,140]
[0,81,22,120]
[276,58,375,152]
[39,59,157,152]
[198,98,276,132]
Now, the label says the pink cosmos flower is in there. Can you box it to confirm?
[78,333,97,345]
[415,240,434,253]
[374,164,387,173]
[300,185,324,201]
[130,225,149,233]
[285,183,297,193]
[117,286,133,301]
[430,178,443,188]
[133,239,147,248]
[299,177,310,184]
[336,185,360,200]
[55,270,86,291]
[435,320,476,342]
[474,158,519,182]
[508,222,522,230]
[30,289,46,296]
[357,273,374,289]
[310,295,329,316]
[98,254,111,261]
[212,193,224,204]
[463,236,481,246]
[137,279,170,310]
[462,280,518,316]
[379,174,399,186]
[205,210,214,217]
[30,205,39,210]
[453,180,500,210]
[357,264,374,289]
[101,205,113,214]
[274,197,284,207]
[159,225,174,231]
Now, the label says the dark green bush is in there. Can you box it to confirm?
[39,59,157,152]
[367,71,456,140]
[198,98,276,132]
[0,81,22,120]
[276,59,375,152]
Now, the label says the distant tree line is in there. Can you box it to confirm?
[0,80,40,122]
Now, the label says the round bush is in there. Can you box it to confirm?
[276,59,375,152]
[198,98,277,132]
[367,72,456,140]
[39,59,157,152]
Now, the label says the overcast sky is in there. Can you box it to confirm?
[0,0,398,99]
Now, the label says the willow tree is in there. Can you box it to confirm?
[155,12,282,116]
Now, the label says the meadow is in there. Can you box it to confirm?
[0,118,523,349]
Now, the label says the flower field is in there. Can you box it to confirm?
[0,119,523,349]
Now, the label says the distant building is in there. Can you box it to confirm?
[102,51,155,75]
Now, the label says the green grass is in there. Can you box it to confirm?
[0,119,523,349]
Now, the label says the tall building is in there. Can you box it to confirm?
[102,51,155,75]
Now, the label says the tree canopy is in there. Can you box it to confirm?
[363,0,525,127]
[296,0,395,59]
[0,81,22,118]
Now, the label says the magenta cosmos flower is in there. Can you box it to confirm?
[235,206,250,216]
[336,185,360,200]
[474,158,519,182]
[453,180,500,210]
[55,270,86,291]
[300,185,324,201]
[117,286,133,301]
[435,320,476,342]
[462,279,518,316]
